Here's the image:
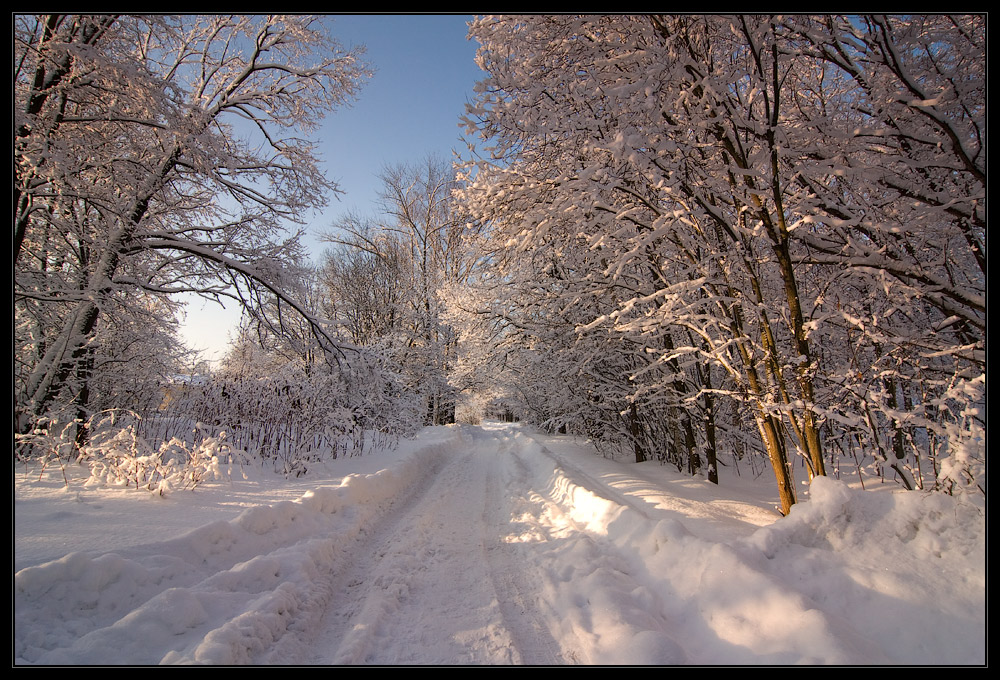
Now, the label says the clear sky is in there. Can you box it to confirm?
[179,14,484,365]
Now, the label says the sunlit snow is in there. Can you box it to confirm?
[14,422,984,666]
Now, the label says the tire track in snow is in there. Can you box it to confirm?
[480,430,567,665]
[15,435,461,666]
[284,432,526,665]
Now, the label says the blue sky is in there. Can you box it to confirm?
[180,14,484,364]
[309,14,482,234]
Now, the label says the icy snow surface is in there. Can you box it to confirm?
[14,422,985,665]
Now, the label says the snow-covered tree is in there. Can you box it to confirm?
[460,14,984,512]
[15,15,370,436]
[322,157,479,426]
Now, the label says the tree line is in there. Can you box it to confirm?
[15,15,369,441]
[14,14,984,512]
[455,14,984,513]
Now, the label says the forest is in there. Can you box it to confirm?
[14,14,985,516]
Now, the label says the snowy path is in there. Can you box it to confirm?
[14,422,986,665]
[273,430,559,665]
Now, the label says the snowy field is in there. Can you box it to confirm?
[14,421,985,666]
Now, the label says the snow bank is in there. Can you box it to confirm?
[14,429,465,665]
[14,424,985,665]
[507,431,985,665]
[745,476,986,664]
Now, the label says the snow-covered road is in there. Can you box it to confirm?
[14,422,986,665]
[275,426,561,665]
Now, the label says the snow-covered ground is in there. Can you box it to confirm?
[14,421,985,665]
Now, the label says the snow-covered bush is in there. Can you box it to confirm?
[14,415,85,484]
[81,421,249,495]
[131,336,425,477]
[16,413,249,495]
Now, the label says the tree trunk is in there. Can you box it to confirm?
[759,413,796,515]
[628,402,648,463]
[19,147,180,427]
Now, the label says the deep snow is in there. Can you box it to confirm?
[14,421,985,665]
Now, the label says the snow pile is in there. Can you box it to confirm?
[745,476,986,663]
[493,430,985,665]
[14,424,985,665]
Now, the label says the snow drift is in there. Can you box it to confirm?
[14,423,985,665]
